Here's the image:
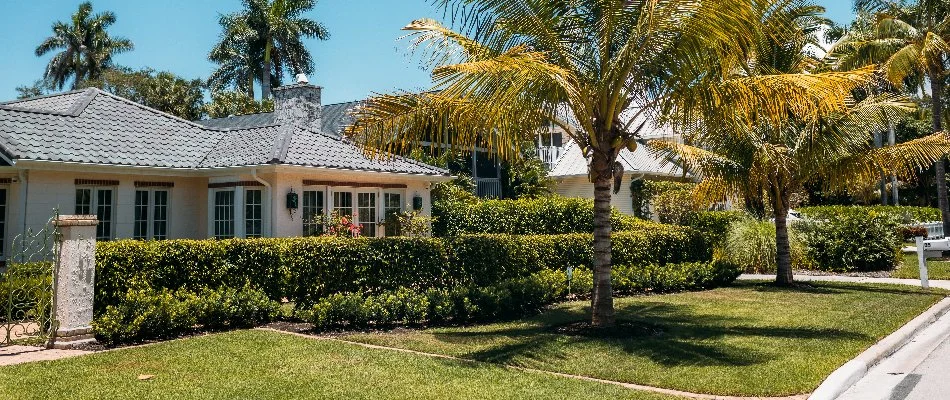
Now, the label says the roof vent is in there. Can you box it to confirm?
[296,74,310,84]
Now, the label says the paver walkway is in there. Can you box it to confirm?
[738,274,950,290]
[0,345,90,366]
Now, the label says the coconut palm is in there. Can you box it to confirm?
[35,1,133,90]
[212,0,329,100]
[651,1,950,285]
[828,0,950,231]
[344,0,801,326]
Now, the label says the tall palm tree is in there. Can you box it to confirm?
[208,13,264,98]
[35,1,133,90]
[212,0,329,100]
[829,0,950,231]
[345,0,793,326]
[652,0,950,285]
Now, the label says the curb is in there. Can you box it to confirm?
[809,296,950,400]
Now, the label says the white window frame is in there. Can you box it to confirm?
[244,188,264,239]
[212,189,236,240]
[134,188,171,240]
[75,185,116,241]
[302,188,326,237]
[382,191,405,237]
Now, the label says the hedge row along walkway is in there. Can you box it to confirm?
[259,328,809,400]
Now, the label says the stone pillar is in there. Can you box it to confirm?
[51,215,98,349]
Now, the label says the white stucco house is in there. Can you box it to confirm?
[541,110,688,216]
[0,78,451,259]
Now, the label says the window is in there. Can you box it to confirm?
[357,193,377,237]
[302,190,324,237]
[76,187,114,241]
[245,189,263,238]
[214,190,235,239]
[134,189,169,240]
[384,193,402,237]
[333,192,353,218]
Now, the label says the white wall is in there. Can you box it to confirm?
[7,170,207,249]
[554,174,637,215]
[211,169,434,239]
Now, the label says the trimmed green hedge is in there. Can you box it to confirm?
[433,196,650,236]
[98,225,710,311]
[93,286,280,345]
[450,228,711,286]
[682,211,745,247]
[302,260,740,330]
[799,206,941,224]
[797,211,903,272]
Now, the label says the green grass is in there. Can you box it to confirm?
[0,329,678,400]
[343,281,946,397]
[894,253,950,280]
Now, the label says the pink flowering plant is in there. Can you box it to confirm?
[315,210,363,238]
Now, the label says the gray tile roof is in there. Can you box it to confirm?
[195,100,361,137]
[0,88,448,176]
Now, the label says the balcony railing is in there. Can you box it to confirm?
[537,146,562,170]
[476,178,502,198]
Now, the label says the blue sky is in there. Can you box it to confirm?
[0,0,854,104]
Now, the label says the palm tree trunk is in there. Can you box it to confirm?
[262,42,273,100]
[889,123,899,205]
[931,76,948,232]
[590,148,615,328]
[773,191,793,285]
[248,75,256,99]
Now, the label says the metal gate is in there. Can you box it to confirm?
[0,215,58,346]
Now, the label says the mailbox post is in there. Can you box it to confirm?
[916,236,930,289]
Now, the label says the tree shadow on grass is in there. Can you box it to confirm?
[432,302,870,368]
[745,281,940,296]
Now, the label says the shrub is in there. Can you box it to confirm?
[799,206,941,224]
[645,181,703,225]
[432,196,644,236]
[449,228,710,286]
[302,260,738,331]
[284,237,452,308]
[0,262,53,325]
[721,219,809,273]
[899,225,929,241]
[682,211,745,247]
[797,210,902,272]
[94,286,280,345]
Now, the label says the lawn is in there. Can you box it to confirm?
[343,281,946,397]
[893,253,950,280]
[0,329,678,400]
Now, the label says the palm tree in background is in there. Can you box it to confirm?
[210,0,329,100]
[651,1,950,285]
[829,0,950,230]
[35,1,133,90]
[344,0,809,326]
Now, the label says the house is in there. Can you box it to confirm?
[545,111,688,216]
[0,77,451,259]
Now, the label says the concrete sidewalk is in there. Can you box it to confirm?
[0,345,91,366]
[738,274,950,290]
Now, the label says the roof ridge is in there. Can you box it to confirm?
[200,111,275,122]
[0,88,89,105]
[89,88,240,132]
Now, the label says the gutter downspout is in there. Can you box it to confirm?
[17,169,27,259]
[251,168,273,237]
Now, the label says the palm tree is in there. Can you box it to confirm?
[651,1,950,285]
[829,0,950,231]
[35,1,133,90]
[346,0,788,326]
[212,0,329,100]
[208,13,264,98]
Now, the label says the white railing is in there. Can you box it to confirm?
[537,146,562,170]
[917,222,945,239]
[476,178,502,198]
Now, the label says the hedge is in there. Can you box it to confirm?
[799,206,941,224]
[97,224,710,311]
[449,228,711,286]
[433,196,650,236]
[93,286,280,345]
[796,211,903,272]
[301,260,740,331]
[682,211,745,247]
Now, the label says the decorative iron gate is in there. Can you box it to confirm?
[0,215,58,346]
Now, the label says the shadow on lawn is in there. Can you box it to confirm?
[433,301,870,368]
[742,281,940,296]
